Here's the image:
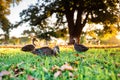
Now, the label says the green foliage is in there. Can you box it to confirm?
[86,23,118,41]
[37,28,67,41]
[100,25,117,40]
[19,0,119,25]
[0,48,120,80]
[37,31,58,41]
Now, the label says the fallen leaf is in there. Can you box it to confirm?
[27,75,35,80]
[0,70,10,77]
[0,77,2,80]
[60,63,74,71]
[13,67,24,77]
[54,71,62,78]
[117,74,120,77]
[0,71,10,80]
[74,54,79,57]
[69,72,74,77]
[51,65,59,72]
[74,54,85,58]
[70,61,79,65]
[15,72,24,77]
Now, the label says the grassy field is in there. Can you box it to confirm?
[0,47,120,80]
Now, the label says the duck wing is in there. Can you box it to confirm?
[32,47,54,56]
[21,44,35,52]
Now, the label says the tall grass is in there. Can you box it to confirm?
[0,47,120,80]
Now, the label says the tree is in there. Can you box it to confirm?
[19,0,119,44]
[22,25,67,45]
[0,0,21,42]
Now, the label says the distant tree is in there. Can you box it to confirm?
[22,25,67,44]
[86,23,118,44]
[0,0,21,42]
[102,36,120,45]
[19,0,119,44]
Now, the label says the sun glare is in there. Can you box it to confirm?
[116,32,120,39]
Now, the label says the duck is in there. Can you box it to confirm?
[74,43,89,52]
[21,38,38,52]
[32,46,60,56]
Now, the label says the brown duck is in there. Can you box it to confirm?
[21,38,38,52]
[74,43,89,52]
[32,46,60,56]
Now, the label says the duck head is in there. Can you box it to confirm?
[32,37,39,46]
[53,46,60,55]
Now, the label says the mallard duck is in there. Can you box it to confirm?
[74,43,89,52]
[21,38,38,52]
[32,46,60,56]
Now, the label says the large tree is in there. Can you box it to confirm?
[19,0,119,44]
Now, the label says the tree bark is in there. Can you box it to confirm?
[65,10,75,45]
[68,35,75,45]
[64,3,89,44]
[65,8,89,44]
[65,10,85,44]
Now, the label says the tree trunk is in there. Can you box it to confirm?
[4,34,9,44]
[65,10,75,45]
[66,13,83,44]
[68,35,75,45]
[65,7,88,44]
[64,4,88,44]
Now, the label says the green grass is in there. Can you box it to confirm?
[0,47,120,80]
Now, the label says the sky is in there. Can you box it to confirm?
[6,0,37,37]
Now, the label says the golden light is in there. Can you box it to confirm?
[116,32,120,39]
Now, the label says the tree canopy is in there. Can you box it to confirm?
[19,0,119,44]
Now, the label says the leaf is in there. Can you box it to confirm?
[117,74,120,77]
[74,53,79,57]
[54,71,62,78]
[0,71,10,80]
[70,61,79,65]
[13,67,24,77]
[0,77,2,80]
[27,75,38,80]
[51,65,59,72]
[60,63,74,71]
[27,75,35,80]
[69,72,74,77]
[0,70,10,77]
[15,72,24,77]
[74,54,85,58]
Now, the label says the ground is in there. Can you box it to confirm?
[0,46,120,80]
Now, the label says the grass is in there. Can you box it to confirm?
[0,47,120,80]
